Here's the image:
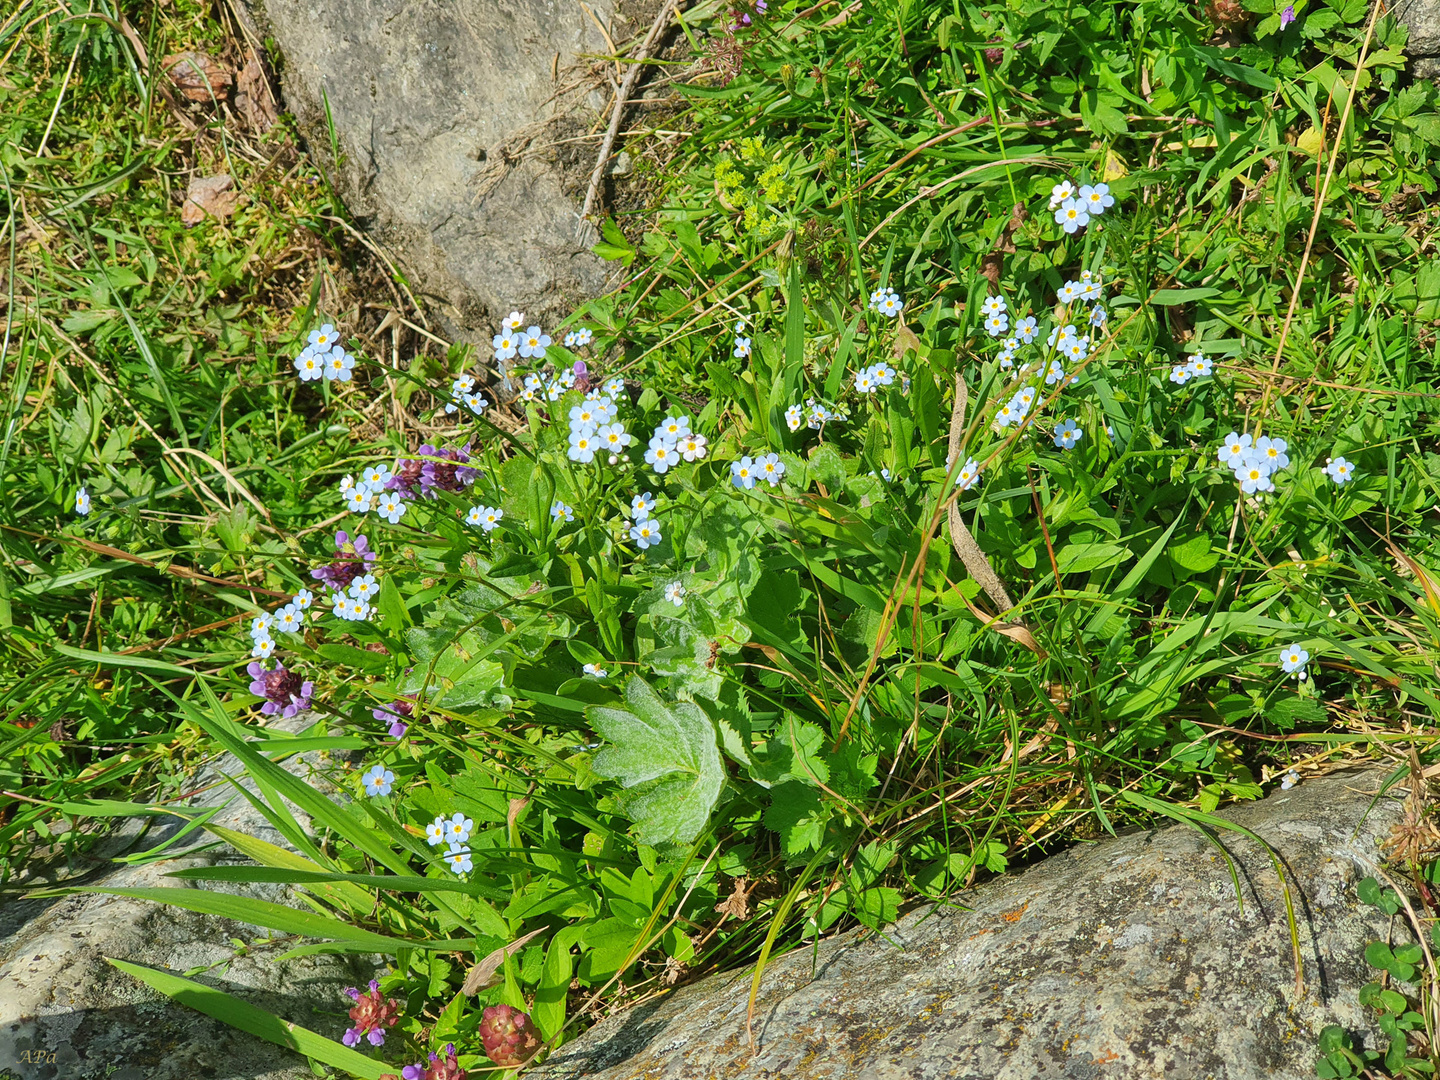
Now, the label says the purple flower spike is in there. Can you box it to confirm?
[246,661,314,717]
[312,530,378,591]
[1280,4,1295,25]
[389,444,478,499]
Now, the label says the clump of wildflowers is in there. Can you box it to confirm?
[1216,431,1290,493]
[803,397,849,430]
[390,444,478,499]
[247,661,314,718]
[467,505,504,533]
[341,980,401,1048]
[404,1043,468,1080]
[868,287,903,318]
[443,373,489,417]
[373,698,414,738]
[1049,180,1114,234]
[1325,456,1356,485]
[313,531,378,592]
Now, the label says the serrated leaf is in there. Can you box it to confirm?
[763,782,828,854]
[588,677,724,844]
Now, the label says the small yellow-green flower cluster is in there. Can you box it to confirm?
[715,137,791,238]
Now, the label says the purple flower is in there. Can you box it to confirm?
[573,359,591,394]
[403,1066,426,1080]
[343,986,361,1001]
[311,530,377,591]
[372,698,414,723]
[246,661,314,718]
[342,980,401,1051]
[1280,4,1295,26]
[389,444,479,499]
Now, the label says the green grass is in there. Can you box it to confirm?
[6,0,1440,1074]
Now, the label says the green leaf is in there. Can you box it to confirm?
[763,782,828,854]
[65,886,478,953]
[807,444,846,492]
[1055,542,1129,575]
[592,218,635,266]
[106,959,392,1078]
[588,677,725,844]
[533,932,573,1042]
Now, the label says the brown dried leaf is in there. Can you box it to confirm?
[893,322,921,360]
[234,54,277,132]
[163,51,232,102]
[461,928,547,995]
[715,876,752,920]
[181,174,239,226]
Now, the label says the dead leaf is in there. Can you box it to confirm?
[234,54,277,132]
[163,51,232,102]
[507,797,528,833]
[892,322,921,359]
[980,203,1026,287]
[715,876,753,920]
[181,174,239,226]
[461,928,547,994]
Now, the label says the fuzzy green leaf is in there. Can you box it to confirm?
[588,677,724,844]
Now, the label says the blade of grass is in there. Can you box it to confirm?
[106,958,392,1079]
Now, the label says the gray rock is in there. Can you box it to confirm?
[234,0,620,333]
[0,711,379,1080]
[1397,0,1440,61]
[531,767,1407,1080]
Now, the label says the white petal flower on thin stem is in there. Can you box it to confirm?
[308,324,338,353]
[1055,199,1090,233]
[679,433,708,461]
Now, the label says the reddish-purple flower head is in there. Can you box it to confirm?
[246,661,314,718]
[373,698,414,738]
[312,531,377,591]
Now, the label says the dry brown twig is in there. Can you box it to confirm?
[577,0,680,237]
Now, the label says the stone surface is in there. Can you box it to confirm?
[1398,0,1440,62]
[0,712,378,1080]
[531,766,1406,1080]
[235,0,621,333]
